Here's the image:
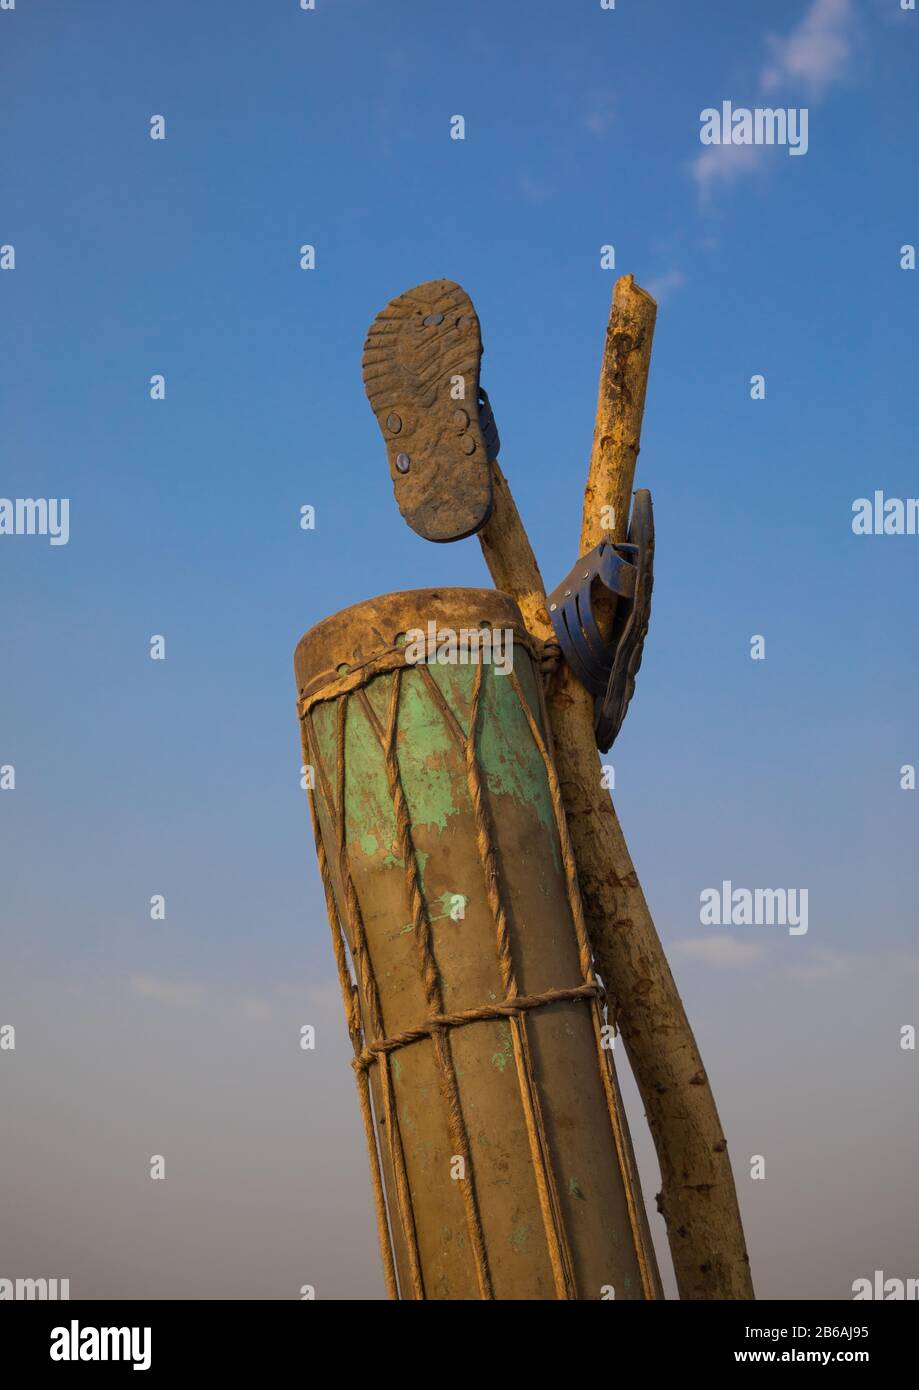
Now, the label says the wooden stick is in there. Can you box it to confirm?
[479,275,753,1300]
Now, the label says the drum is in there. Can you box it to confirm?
[295,587,659,1300]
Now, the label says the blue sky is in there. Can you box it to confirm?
[2,0,918,1299]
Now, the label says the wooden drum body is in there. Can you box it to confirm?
[295,587,658,1300]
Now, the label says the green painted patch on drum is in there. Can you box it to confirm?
[394,887,470,942]
[437,889,468,921]
[396,669,462,831]
[421,658,559,862]
[320,656,557,870]
[343,692,398,845]
[491,1021,513,1072]
[311,687,399,852]
[477,661,559,865]
[511,1223,531,1254]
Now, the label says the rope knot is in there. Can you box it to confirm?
[538,635,563,684]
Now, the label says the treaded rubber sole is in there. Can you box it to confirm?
[362,279,494,542]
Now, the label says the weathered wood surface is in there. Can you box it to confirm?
[480,274,754,1300]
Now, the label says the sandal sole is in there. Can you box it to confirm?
[362,279,494,542]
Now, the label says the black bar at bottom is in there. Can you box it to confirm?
[2,1299,910,1375]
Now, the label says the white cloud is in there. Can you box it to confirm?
[674,935,766,967]
[517,171,552,204]
[689,141,764,198]
[762,0,853,96]
[128,974,339,1023]
[583,90,616,136]
[644,269,686,304]
[276,977,349,1021]
[690,0,855,199]
[786,947,919,985]
[129,974,205,1008]
[240,997,273,1022]
[786,948,855,984]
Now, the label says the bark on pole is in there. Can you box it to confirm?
[479,274,754,1300]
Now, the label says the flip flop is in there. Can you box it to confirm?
[546,489,655,752]
[361,279,495,542]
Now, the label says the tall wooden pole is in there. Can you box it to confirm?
[479,275,753,1299]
